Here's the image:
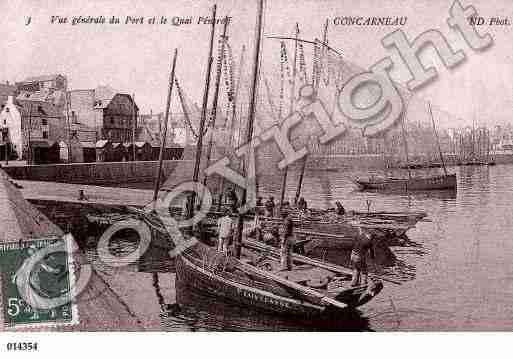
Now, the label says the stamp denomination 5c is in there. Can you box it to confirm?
[0,236,79,329]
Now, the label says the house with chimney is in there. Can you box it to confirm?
[68,86,138,143]
[0,96,65,162]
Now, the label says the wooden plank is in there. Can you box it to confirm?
[238,261,347,310]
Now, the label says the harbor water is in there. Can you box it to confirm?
[85,164,513,331]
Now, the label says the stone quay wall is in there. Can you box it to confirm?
[3,160,194,186]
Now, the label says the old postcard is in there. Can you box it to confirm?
[1,0,512,348]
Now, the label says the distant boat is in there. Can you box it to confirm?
[354,173,457,192]
[356,101,457,193]
[461,160,496,166]
[398,162,442,170]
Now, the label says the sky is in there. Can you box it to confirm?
[1,0,513,129]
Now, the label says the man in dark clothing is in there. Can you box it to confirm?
[279,210,294,271]
[264,196,275,217]
[350,227,375,286]
[227,188,239,212]
[297,197,308,211]
[335,201,346,215]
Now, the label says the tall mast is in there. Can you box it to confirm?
[383,133,389,172]
[293,20,326,203]
[27,102,33,165]
[230,45,246,150]
[175,77,194,144]
[264,76,278,120]
[64,89,73,162]
[203,17,229,189]
[472,116,476,160]
[294,23,310,205]
[132,93,136,161]
[279,23,300,208]
[242,0,264,193]
[235,0,265,259]
[153,49,178,202]
[428,101,447,176]
[188,4,217,218]
[400,102,411,179]
[218,45,246,210]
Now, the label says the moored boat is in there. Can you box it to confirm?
[354,173,457,192]
[176,240,383,317]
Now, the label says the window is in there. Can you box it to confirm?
[41,118,48,125]
[42,131,48,139]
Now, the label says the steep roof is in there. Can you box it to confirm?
[93,85,117,108]
[94,93,138,112]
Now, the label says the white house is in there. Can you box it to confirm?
[0,96,23,159]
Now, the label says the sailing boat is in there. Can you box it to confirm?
[354,101,457,192]
[171,1,383,317]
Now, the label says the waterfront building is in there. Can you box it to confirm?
[68,86,138,143]
[0,81,17,106]
[0,95,22,159]
[0,96,66,161]
[139,111,194,147]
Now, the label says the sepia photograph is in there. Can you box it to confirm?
[1,0,513,355]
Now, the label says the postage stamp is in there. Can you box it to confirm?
[0,236,79,329]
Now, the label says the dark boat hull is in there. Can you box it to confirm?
[355,174,457,192]
[175,244,381,318]
[176,253,326,317]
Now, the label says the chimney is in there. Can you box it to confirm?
[7,95,13,104]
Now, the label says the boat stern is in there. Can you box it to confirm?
[330,280,384,309]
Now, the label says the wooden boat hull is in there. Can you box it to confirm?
[258,215,412,245]
[176,243,382,318]
[355,174,456,192]
[176,254,326,317]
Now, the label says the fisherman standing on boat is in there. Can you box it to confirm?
[279,209,294,271]
[264,196,275,217]
[217,209,234,254]
[227,188,239,212]
[297,197,308,211]
[335,201,346,216]
[350,227,375,286]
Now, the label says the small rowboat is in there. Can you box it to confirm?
[354,173,457,192]
[176,240,383,317]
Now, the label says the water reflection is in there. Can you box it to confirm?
[95,163,513,330]
[160,283,371,332]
